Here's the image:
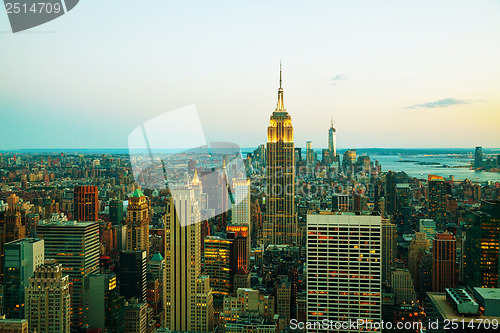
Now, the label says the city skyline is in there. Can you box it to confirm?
[1,1,500,149]
[1,1,500,332]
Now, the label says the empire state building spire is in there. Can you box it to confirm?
[275,62,285,112]
[265,63,296,247]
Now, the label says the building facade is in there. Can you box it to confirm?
[26,261,71,333]
[73,185,99,222]
[126,189,150,258]
[3,238,44,319]
[307,211,382,332]
[265,65,297,246]
[432,232,456,292]
[37,220,99,330]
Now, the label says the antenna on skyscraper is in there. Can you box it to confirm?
[279,61,283,89]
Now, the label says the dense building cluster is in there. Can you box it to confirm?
[0,70,499,333]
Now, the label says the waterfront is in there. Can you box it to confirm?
[373,155,500,182]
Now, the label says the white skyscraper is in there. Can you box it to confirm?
[164,189,214,332]
[231,178,251,227]
[307,211,382,332]
[26,260,71,333]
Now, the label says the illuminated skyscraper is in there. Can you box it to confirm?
[307,211,382,332]
[231,178,251,230]
[74,185,99,222]
[204,236,232,297]
[265,64,297,246]
[465,200,500,288]
[126,189,150,258]
[428,175,447,230]
[328,117,336,160]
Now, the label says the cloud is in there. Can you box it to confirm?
[330,74,347,85]
[332,74,347,81]
[406,98,473,109]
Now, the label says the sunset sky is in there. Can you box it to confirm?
[1,0,499,150]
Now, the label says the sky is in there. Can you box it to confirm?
[1,0,499,150]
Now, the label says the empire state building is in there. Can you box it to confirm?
[265,64,297,246]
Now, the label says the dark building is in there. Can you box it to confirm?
[394,183,411,233]
[74,185,99,222]
[474,146,483,169]
[84,274,125,333]
[385,171,409,217]
[332,194,349,211]
[428,175,447,230]
[3,238,44,319]
[118,250,147,302]
[432,232,456,292]
[464,200,500,288]
[109,200,124,225]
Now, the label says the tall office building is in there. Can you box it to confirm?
[119,250,147,302]
[474,146,483,169]
[149,252,167,328]
[164,190,214,332]
[126,189,150,258]
[26,260,71,333]
[391,269,417,305]
[381,219,396,286]
[109,199,124,225]
[276,277,291,323]
[227,225,250,273]
[124,301,148,333]
[328,117,336,161]
[428,175,447,230]
[74,185,99,222]
[37,220,100,330]
[307,211,381,332]
[465,200,500,288]
[394,183,411,232]
[432,232,456,292]
[204,236,232,296]
[231,179,251,227]
[83,274,125,333]
[3,238,44,319]
[306,141,314,165]
[408,232,430,286]
[265,64,297,246]
[1,203,26,281]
